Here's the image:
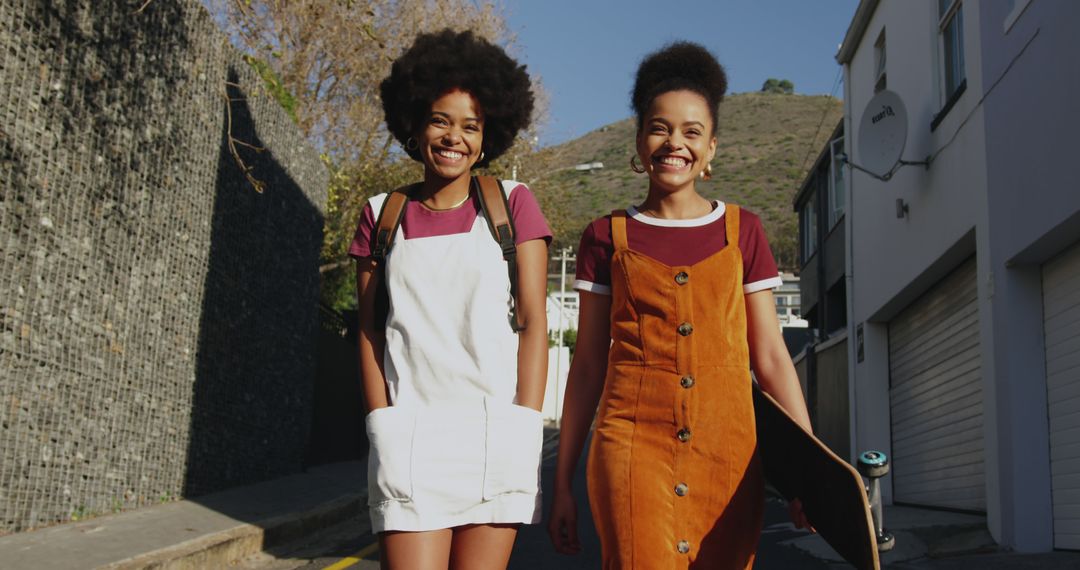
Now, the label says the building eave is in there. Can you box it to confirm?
[836,0,880,64]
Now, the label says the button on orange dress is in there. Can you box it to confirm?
[587,206,763,569]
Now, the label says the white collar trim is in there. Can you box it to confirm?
[627,200,726,227]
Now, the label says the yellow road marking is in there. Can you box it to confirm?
[323,541,379,570]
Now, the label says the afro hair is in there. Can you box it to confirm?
[380,29,534,169]
[631,42,728,133]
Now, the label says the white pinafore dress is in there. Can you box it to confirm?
[364,183,544,533]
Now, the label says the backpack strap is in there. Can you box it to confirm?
[370,186,414,263]
[474,175,525,332]
[370,184,415,326]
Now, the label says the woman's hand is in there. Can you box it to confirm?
[788,498,816,533]
[548,489,581,555]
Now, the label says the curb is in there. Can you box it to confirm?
[0,462,369,570]
[100,493,367,570]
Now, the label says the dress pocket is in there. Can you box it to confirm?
[366,406,416,505]
[483,400,544,500]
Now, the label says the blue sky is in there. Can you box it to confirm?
[502,0,860,146]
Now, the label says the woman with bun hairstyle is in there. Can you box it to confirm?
[349,29,551,569]
[547,42,813,569]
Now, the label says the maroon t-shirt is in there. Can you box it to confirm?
[349,182,552,259]
[575,202,782,295]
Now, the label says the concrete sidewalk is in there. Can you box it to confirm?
[0,462,366,570]
[784,504,1080,568]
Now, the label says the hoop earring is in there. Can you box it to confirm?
[405,137,419,151]
[700,163,713,180]
[630,155,646,174]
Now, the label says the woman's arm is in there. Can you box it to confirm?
[357,259,391,413]
[745,288,812,431]
[548,290,612,554]
[514,239,549,411]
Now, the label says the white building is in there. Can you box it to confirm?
[776,272,809,329]
[544,290,578,424]
[838,0,1080,552]
[546,290,579,335]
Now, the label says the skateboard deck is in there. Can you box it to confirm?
[753,384,880,570]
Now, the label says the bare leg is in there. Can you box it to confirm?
[449,523,519,570]
[380,529,453,570]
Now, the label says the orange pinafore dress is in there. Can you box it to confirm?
[586,206,764,569]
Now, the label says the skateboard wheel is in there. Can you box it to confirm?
[877,531,895,552]
[858,450,890,478]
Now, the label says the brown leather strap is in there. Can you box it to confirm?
[475,176,513,241]
[725,204,740,249]
[370,186,414,327]
[474,176,524,332]
[611,209,629,251]
[371,187,413,263]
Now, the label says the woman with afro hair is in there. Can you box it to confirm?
[547,42,813,569]
[348,29,551,569]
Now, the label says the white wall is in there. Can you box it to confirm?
[542,346,570,423]
[975,0,1080,551]
[547,293,579,335]
[845,1,987,323]
[843,0,991,534]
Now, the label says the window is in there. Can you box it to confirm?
[828,136,846,229]
[939,0,966,102]
[873,30,887,93]
[800,191,819,264]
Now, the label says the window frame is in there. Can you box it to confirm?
[800,190,819,266]
[873,30,887,94]
[828,136,846,230]
[938,0,966,104]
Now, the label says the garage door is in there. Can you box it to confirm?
[1044,242,1080,549]
[889,258,984,511]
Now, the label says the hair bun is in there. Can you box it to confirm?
[631,42,727,130]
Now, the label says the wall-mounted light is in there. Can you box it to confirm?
[895,198,909,219]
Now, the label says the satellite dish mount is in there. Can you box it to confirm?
[842,90,930,181]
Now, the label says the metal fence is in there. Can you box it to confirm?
[0,0,328,532]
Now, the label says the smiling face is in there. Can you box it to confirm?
[418,89,484,181]
[636,90,717,193]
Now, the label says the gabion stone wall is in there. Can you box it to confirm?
[0,0,328,532]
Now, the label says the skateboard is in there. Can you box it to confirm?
[753,384,880,570]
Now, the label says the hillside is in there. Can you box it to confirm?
[528,92,843,271]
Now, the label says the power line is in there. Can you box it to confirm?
[799,67,844,176]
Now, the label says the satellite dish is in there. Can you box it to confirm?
[857,90,908,178]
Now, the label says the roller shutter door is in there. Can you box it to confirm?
[888,258,984,511]
[1044,242,1080,549]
